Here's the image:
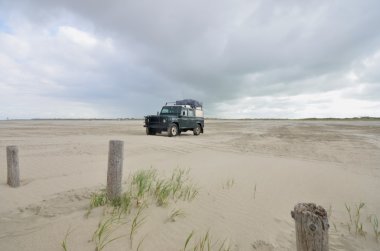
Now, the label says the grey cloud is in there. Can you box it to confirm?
[1,0,380,118]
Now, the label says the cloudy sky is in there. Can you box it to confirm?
[1,0,380,119]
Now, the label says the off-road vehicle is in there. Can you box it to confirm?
[144,99,204,137]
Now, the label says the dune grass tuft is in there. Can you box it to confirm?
[87,168,198,215]
[354,202,366,236]
[130,205,146,248]
[82,168,202,250]
[86,190,108,216]
[181,230,232,251]
[132,169,157,205]
[154,179,173,206]
[344,202,367,237]
[167,208,186,222]
[61,227,73,251]
[136,234,148,251]
[92,214,126,251]
[370,215,380,241]
[182,231,194,251]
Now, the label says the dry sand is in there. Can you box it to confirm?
[0,119,379,250]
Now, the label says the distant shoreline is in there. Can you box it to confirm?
[218,117,380,121]
[1,117,380,121]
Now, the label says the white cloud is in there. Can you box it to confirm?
[58,25,97,47]
[215,88,380,119]
[346,71,359,82]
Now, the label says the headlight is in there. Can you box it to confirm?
[163,119,166,123]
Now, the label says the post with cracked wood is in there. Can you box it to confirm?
[7,146,20,187]
[107,140,124,200]
[291,203,329,251]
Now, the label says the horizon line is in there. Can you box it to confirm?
[1,116,380,121]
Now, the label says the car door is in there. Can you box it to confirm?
[187,108,196,128]
[178,108,189,129]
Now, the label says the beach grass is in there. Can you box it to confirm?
[129,205,146,248]
[371,215,380,241]
[181,230,232,251]
[92,214,126,251]
[167,208,186,222]
[61,227,73,251]
[87,168,198,216]
[84,168,199,249]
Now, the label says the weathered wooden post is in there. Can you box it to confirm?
[291,203,329,251]
[7,146,20,187]
[107,140,124,200]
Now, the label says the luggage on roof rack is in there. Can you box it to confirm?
[175,99,202,108]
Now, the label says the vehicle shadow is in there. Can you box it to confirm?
[153,132,195,137]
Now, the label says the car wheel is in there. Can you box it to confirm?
[193,124,201,136]
[168,123,178,137]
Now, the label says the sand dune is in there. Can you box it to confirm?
[0,120,379,250]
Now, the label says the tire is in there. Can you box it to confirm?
[168,123,178,137]
[146,127,155,135]
[193,124,201,136]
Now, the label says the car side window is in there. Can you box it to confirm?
[188,109,195,117]
[182,109,187,116]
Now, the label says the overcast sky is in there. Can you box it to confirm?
[1,0,380,119]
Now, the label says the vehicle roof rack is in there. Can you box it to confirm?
[165,101,176,105]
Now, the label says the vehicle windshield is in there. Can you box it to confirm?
[160,106,181,115]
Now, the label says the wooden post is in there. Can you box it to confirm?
[107,140,124,200]
[7,146,20,187]
[291,203,329,251]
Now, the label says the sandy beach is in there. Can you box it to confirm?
[0,119,379,250]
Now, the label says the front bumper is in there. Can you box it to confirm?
[143,123,168,130]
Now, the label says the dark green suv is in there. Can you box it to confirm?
[144,104,204,137]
